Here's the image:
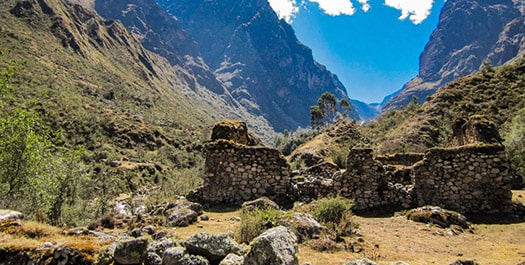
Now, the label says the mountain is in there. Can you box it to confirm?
[350,99,380,121]
[155,0,353,131]
[0,0,274,168]
[382,0,524,111]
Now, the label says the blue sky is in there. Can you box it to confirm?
[268,0,446,103]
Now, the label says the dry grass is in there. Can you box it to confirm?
[172,192,525,265]
[0,221,113,262]
[170,206,242,240]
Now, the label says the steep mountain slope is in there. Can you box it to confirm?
[383,0,523,111]
[0,0,273,171]
[156,0,353,131]
[92,0,229,95]
[375,58,525,153]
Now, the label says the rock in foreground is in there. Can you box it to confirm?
[244,226,298,265]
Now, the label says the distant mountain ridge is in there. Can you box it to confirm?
[383,0,524,111]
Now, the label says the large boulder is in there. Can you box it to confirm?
[148,238,176,256]
[162,247,187,265]
[405,206,470,229]
[164,198,203,227]
[288,212,323,242]
[241,197,280,211]
[183,232,243,264]
[113,237,148,265]
[244,226,298,265]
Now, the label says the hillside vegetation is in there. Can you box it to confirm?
[373,58,525,154]
[286,58,525,182]
[0,0,273,224]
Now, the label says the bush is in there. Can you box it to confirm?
[505,107,525,183]
[235,207,282,244]
[311,196,353,224]
[310,196,358,240]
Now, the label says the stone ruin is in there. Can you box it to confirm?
[190,118,514,214]
[189,120,290,204]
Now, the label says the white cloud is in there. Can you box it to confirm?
[268,0,435,24]
[358,0,371,12]
[384,0,434,24]
[268,0,300,23]
[309,0,356,16]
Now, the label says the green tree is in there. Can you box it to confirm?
[318,91,337,122]
[310,105,324,129]
[505,107,525,182]
[340,98,351,118]
[0,48,90,225]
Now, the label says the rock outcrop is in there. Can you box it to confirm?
[0,209,24,222]
[163,198,203,227]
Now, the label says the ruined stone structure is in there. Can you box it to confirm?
[292,144,513,213]
[192,120,513,213]
[194,140,291,204]
[413,144,512,213]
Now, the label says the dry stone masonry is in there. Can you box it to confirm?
[192,119,513,214]
[194,140,291,204]
[413,144,512,213]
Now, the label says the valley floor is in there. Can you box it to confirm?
[175,190,525,265]
[1,191,524,265]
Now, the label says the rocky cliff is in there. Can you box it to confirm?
[93,0,229,95]
[157,0,352,131]
[383,0,523,111]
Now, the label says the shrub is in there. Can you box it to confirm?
[310,196,359,240]
[235,207,282,244]
[311,196,353,224]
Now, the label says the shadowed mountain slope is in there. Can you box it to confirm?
[156,0,355,131]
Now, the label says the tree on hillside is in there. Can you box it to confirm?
[0,48,90,226]
[318,91,337,122]
[340,98,352,118]
[310,92,353,129]
[310,105,324,129]
[505,107,525,183]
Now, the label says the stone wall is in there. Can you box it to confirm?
[376,153,424,166]
[192,120,513,213]
[289,145,512,213]
[413,144,512,213]
[195,140,291,204]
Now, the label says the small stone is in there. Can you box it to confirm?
[200,215,210,221]
[142,225,156,235]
